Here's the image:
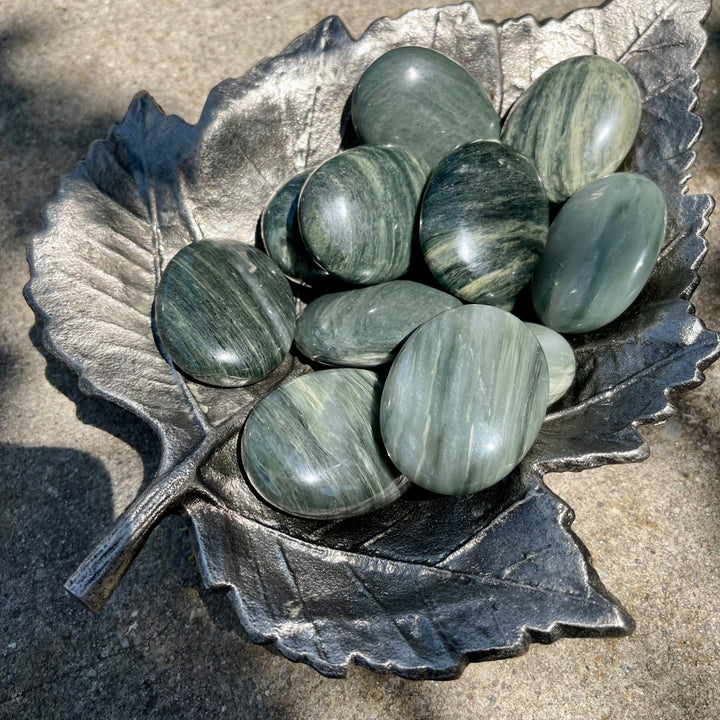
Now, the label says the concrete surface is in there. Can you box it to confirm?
[1,1,719,718]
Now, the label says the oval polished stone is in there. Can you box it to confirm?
[532,173,666,334]
[525,323,576,405]
[419,140,548,309]
[380,305,549,495]
[352,46,500,169]
[260,169,330,286]
[241,368,408,519]
[155,239,295,387]
[298,146,429,284]
[295,280,462,367]
[502,55,641,203]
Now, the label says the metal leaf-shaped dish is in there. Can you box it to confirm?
[24,0,719,679]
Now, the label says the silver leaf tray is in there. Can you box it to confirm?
[24,0,719,679]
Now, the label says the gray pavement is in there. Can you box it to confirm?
[1,1,719,718]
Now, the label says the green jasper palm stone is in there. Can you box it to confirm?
[532,173,666,334]
[295,280,462,367]
[501,55,641,203]
[241,368,407,519]
[298,146,429,284]
[380,305,549,495]
[154,239,295,387]
[352,46,500,169]
[260,169,330,286]
[419,140,548,309]
[525,323,576,405]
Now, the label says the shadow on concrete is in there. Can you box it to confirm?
[0,445,300,719]
[0,27,117,252]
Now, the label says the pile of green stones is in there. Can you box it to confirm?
[155,47,667,520]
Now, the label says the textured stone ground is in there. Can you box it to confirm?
[1,1,719,718]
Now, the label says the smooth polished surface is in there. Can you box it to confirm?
[380,305,549,494]
[298,146,428,284]
[532,173,667,334]
[352,46,500,169]
[419,140,548,308]
[502,55,641,203]
[154,239,295,386]
[241,368,407,519]
[294,280,462,366]
[526,322,576,405]
[260,168,329,285]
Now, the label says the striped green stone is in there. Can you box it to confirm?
[154,239,295,387]
[502,55,641,203]
[532,173,666,334]
[352,46,500,169]
[260,169,329,286]
[419,140,548,309]
[295,280,462,367]
[298,146,429,285]
[380,305,548,495]
[525,323,576,405]
[241,368,407,519]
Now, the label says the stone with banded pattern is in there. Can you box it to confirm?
[298,146,428,285]
[154,239,295,387]
[419,140,548,309]
[294,280,462,367]
[502,55,641,203]
[241,368,407,519]
[380,305,548,495]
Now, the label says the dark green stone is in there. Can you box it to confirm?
[532,173,666,334]
[298,146,429,285]
[260,169,330,286]
[502,55,641,203]
[295,280,462,367]
[352,46,500,169]
[380,305,548,495]
[154,239,295,387]
[241,368,407,519]
[419,140,548,309]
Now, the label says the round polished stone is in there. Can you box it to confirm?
[260,169,330,286]
[380,305,548,495]
[295,280,462,367]
[525,323,576,405]
[532,173,666,334]
[154,239,295,387]
[352,46,500,169]
[298,146,428,284]
[502,55,641,203]
[419,140,548,309]
[241,368,407,519]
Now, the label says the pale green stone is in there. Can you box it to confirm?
[380,305,548,495]
[502,55,641,203]
[525,323,576,405]
[241,369,407,519]
[352,46,500,169]
[295,281,462,367]
[532,173,666,334]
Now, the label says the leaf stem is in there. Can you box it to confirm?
[66,412,248,612]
